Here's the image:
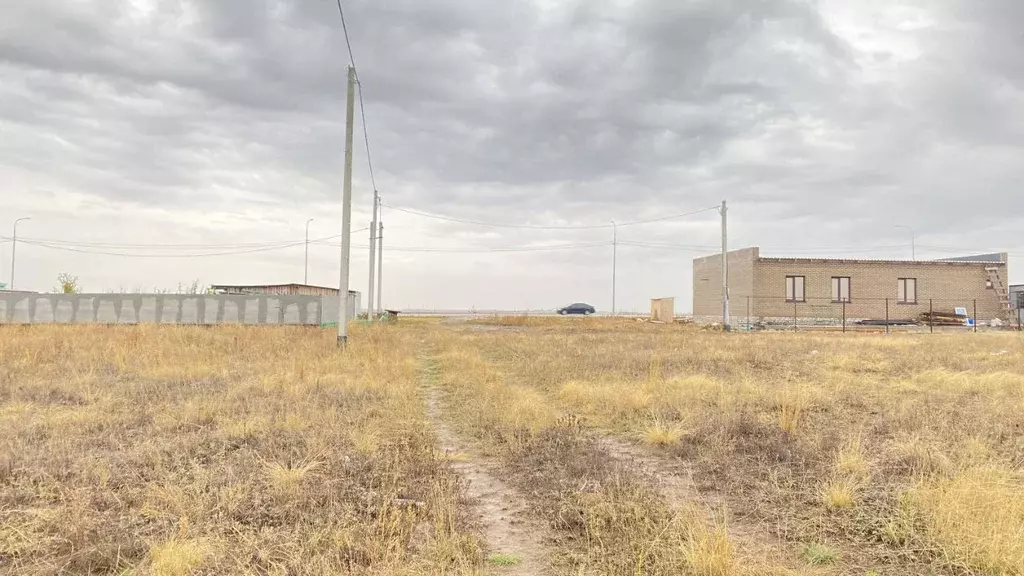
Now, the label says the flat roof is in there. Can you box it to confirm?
[758,256,1005,266]
[211,283,358,294]
[212,282,334,289]
[751,247,1007,266]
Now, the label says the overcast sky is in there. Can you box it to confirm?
[1,0,1022,311]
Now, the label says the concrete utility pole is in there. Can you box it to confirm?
[376,221,383,317]
[11,217,30,291]
[895,225,915,260]
[304,218,314,285]
[611,220,617,316]
[368,192,379,318]
[720,200,730,331]
[338,66,357,346]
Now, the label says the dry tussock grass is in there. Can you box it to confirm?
[438,322,1024,574]
[5,319,1023,575]
[0,324,482,575]
[428,330,794,575]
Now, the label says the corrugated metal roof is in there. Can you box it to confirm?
[755,247,1007,266]
[935,253,1005,263]
[211,283,358,295]
[758,256,1006,265]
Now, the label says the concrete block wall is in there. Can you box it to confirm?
[0,293,324,325]
[319,292,360,326]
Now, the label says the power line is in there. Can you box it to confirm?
[0,228,369,251]
[11,238,317,258]
[313,241,613,253]
[10,236,609,257]
[1,229,371,258]
[355,85,377,192]
[618,241,718,251]
[12,233,1020,260]
[333,0,356,69]
[380,203,721,230]
[617,241,912,252]
[333,0,378,192]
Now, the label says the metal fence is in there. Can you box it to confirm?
[723,296,1023,332]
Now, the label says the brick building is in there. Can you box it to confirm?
[693,248,1013,323]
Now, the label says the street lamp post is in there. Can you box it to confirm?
[304,218,314,284]
[611,220,617,316]
[11,217,31,290]
[895,225,915,260]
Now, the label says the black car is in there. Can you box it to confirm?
[558,303,596,315]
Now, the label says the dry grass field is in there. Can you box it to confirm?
[2,318,1023,575]
[0,324,481,575]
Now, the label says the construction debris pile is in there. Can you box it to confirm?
[917,311,970,326]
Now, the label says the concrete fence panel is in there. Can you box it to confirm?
[0,293,329,326]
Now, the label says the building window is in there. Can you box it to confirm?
[898,278,917,304]
[786,276,805,302]
[831,277,851,303]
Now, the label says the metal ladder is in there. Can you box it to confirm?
[985,267,1013,321]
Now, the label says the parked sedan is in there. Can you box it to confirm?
[558,303,596,315]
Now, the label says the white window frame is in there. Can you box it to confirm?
[786,275,805,303]
[831,276,851,303]
[898,278,917,304]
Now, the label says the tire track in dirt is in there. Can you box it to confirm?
[421,360,554,576]
[598,435,810,572]
[598,438,916,574]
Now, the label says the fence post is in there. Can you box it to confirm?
[885,298,890,334]
[929,299,933,334]
[793,300,798,332]
[746,296,751,331]
[842,301,846,333]
[974,299,978,333]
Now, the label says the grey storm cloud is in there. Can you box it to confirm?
[1,0,1023,307]
[2,0,851,208]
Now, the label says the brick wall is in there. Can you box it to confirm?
[753,258,1009,321]
[692,248,758,317]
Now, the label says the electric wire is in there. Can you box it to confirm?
[0,228,369,251]
[380,203,721,230]
[3,235,610,258]
[333,0,378,192]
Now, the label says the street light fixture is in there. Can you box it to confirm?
[11,217,31,290]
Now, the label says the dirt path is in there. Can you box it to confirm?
[421,361,553,576]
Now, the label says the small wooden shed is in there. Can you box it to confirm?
[650,297,675,322]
